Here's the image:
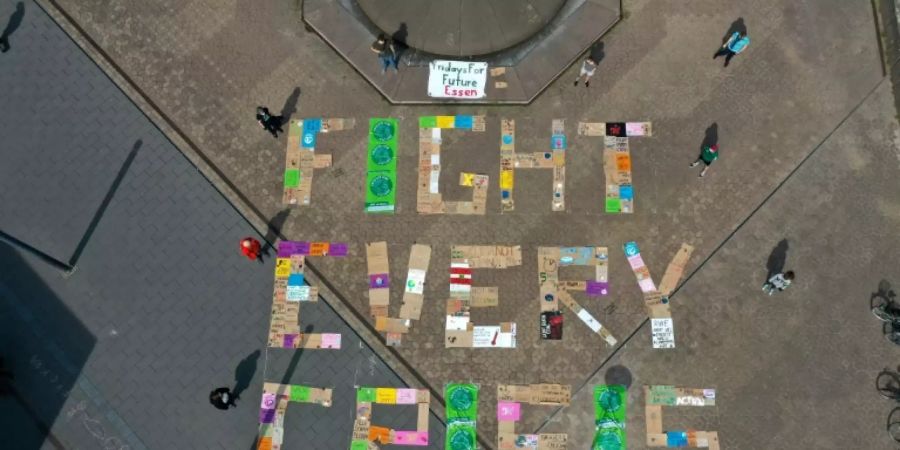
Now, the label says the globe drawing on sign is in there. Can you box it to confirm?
[593,431,623,450]
[371,144,394,165]
[502,134,513,145]
[448,428,474,450]
[372,121,395,142]
[407,279,416,289]
[624,242,639,257]
[303,133,315,145]
[369,175,393,197]
[597,390,622,413]
[448,385,474,411]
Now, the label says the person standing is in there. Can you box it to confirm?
[240,237,262,263]
[762,271,795,295]
[370,34,399,73]
[713,31,750,67]
[256,106,283,138]
[573,57,597,87]
[689,143,719,177]
[209,387,237,410]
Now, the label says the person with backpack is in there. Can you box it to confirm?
[370,34,399,73]
[714,31,750,67]
[256,106,283,138]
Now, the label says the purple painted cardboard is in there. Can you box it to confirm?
[586,281,610,296]
[283,334,298,348]
[259,408,276,423]
[369,273,390,289]
[295,241,311,255]
[277,241,298,257]
[329,242,349,256]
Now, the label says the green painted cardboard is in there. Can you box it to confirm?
[593,385,626,450]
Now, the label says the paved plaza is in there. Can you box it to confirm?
[2,0,900,449]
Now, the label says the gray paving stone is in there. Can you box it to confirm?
[0,1,442,448]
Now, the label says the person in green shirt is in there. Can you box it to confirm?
[689,144,718,177]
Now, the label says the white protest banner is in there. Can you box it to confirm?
[428,60,488,99]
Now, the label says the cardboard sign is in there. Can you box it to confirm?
[651,318,675,348]
[428,60,487,98]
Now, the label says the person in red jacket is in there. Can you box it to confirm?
[240,237,262,262]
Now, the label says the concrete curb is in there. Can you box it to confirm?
[32,0,446,427]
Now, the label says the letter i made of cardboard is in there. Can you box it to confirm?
[446,246,521,348]
[268,240,348,349]
[417,115,488,214]
[257,383,332,450]
[283,118,355,206]
[499,119,567,212]
[366,242,432,346]
[577,122,653,213]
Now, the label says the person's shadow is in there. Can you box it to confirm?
[0,2,25,53]
[261,209,291,256]
[720,17,746,46]
[765,239,789,280]
[278,87,301,127]
[231,349,261,401]
[589,41,605,64]
[391,23,409,61]
[701,122,718,152]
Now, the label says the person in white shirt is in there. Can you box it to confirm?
[762,271,794,295]
[573,57,597,88]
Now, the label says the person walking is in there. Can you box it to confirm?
[713,31,749,67]
[762,271,794,295]
[256,106,283,138]
[240,237,262,263]
[573,56,598,87]
[209,387,237,410]
[370,34,399,73]
[689,143,719,177]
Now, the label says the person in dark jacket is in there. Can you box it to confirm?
[256,106,284,138]
[209,387,237,410]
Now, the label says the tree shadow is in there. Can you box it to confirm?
[604,365,633,389]
[0,2,25,53]
[589,41,605,64]
[232,349,261,401]
[261,209,291,256]
[278,87,301,126]
[720,17,746,46]
[765,239,789,280]
[701,122,718,152]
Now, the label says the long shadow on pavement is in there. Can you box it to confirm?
[0,240,96,449]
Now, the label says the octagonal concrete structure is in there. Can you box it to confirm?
[303,0,621,104]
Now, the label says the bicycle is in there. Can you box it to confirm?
[871,290,900,345]
[875,369,900,442]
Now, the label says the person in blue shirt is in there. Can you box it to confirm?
[714,32,750,67]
